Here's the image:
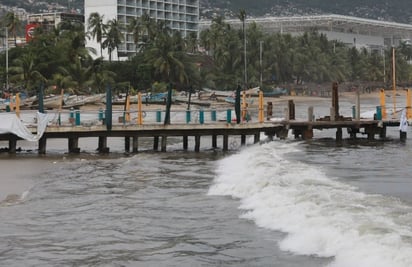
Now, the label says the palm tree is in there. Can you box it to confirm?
[102,19,124,62]
[87,12,107,57]
[144,28,191,87]
[185,32,198,54]
[2,12,20,46]
[9,52,46,92]
[57,58,93,94]
[127,17,142,52]
[140,13,157,43]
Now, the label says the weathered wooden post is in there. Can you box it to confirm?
[38,136,47,154]
[235,84,241,124]
[355,90,360,120]
[9,136,17,154]
[258,91,264,122]
[332,82,339,120]
[161,135,167,152]
[380,89,387,119]
[125,137,130,152]
[164,83,172,125]
[288,100,295,120]
[212,135,217,148]
[68,137,80,153]
[183,136,188,150]
[106,85,112,131]
[153,136,159,151]
[98,136,109,153]
[266,101,273,120]
[38,84,44,114]
[308,106,314,122]
[195,135,201,152]
[303,106,314,140]
[132,137,138,153]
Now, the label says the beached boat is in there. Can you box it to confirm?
[111,92,175,105]
[255,87,288,97]
[25,95,65,110]
[63,94,105,108]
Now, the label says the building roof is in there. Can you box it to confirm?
[200,14,412,41]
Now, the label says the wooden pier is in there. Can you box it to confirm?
[0,82,406,154]
[0,117,400,154]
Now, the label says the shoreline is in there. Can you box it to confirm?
[76,90,385,112]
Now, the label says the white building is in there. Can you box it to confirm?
[85,0,200,61]
[199,14,412,51]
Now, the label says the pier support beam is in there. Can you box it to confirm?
[241,135,246,146]
[98,136,109,153]
[38,136,47,154]
[153,136,159,151]
[212,135,217,148]
[276,128,289,139]
[195,135,201,152]
[161,136,167,152]
[302,129,313,140]
[254,133,260,144]
[223,135,229,151]
[348,128,359,139]
[125,137,130,152]
[400,131,407,141]
[380,126,387,139]
[183,136,188,150]
[8,137,17,154]
[68,137,80,153]
[336,128,343,141]
[132,137,138,153]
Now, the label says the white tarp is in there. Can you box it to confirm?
[0,112,49,141]
[399,109,408,132]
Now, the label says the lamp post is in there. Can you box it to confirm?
[259,40,263,89]
[382,48,386,83]
[244,25,247,89]
[5,27,9,91]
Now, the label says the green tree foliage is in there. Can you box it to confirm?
[2,11,412,96]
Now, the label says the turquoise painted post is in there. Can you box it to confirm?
[226,109,232,123]
[199,109,204,124]
[156,110,162,122]
[376,106,382,120]
[186,109,191,123]
[75,110,80,125]
[98,108,103,121]
[211,108,216,121]
[70,107,74,119]
[352,106,355,118]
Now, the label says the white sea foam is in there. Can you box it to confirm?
[208,141,412,267]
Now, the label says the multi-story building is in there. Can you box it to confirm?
[85,0,200,61]
[26,12,84,42]
[199,14,412,52]
[27,12,85,31]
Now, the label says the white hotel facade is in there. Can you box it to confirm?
[85,0,199,61]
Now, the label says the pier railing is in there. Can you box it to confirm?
[16,105,270,128]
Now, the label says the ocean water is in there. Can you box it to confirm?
[1,96,412,266]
